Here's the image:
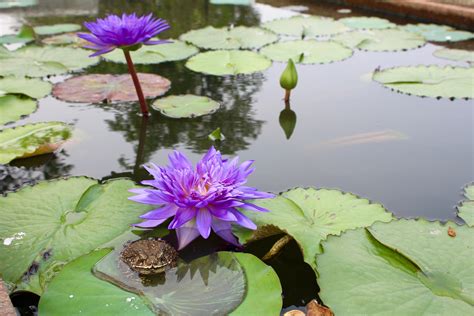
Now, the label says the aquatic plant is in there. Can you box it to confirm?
[78,13,170,116]
[280,59,298,102]
[129,147,274,249]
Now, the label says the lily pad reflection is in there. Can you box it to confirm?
[93,247,246,316]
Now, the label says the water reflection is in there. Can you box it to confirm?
[279,100,297,139]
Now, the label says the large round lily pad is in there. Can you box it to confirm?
[33,23,81,36]
[102,39,198,64]
[339,16,396,29]
[185,50,272,75]
[0,122,72,164]
[373,65,474,99]
[152,94,220,118]
[0,95,37,126]
[401,24,474,42]
[0,177,154,294]
[0,46,98,77]
[332,29,425,52]
[0,77,52,99]
[260,40,353,64]
[233,187,392,268]
[457,184,474,227]
[317,220,474,315]
[180,26,278,50]
[433,48,474,63]
[38,250,281,315]
[52,73,171,103]
[262,16,348,37]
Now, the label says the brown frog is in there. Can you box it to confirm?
[120,238,178,275]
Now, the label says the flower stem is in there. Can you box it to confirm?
[123,49,150,116]
[284,89,291,102]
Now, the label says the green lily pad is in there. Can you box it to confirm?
[0,177,153,294]
[457,184,474,227]
[433,48,474,63]
[233,187,392,268]
[103,40,198,64]
[317,220,474,315]
[262,16,348,37]
[332,29,425,52]
[208,127,225,141]
[0,77,52,99]
[0,0,35,8]
[260,40,353,64]
[0,46,98,77]
[52,73,171,103]
[152,94,220,118]
[401,24,474,42]
[39,250,281,315]
[185,50,272,75]
[0,122,72,164]
[0,95,37,126]
[372,65,474,99]
[41,32,90,48]
[0,25,35,45]
[180,26,278,50]
[339,16,396,29]
[33,23,81,36]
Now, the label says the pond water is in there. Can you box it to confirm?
[1,0,473,313]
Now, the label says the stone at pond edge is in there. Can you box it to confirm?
[53,73,171,103]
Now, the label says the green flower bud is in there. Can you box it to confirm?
[279,58,298,91]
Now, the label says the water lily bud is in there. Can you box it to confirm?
[280,58,298,91]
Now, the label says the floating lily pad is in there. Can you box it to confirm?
[103,40,198,64]
[185,50,271,75]
[317,220,474,315]
[52,73,171,103]
[0,46,98,77]
[262,16,348,37]
[373,65,474,99]
[339,16,396,29]
[234,187,392,268]
[0,0,35,8]
[332,29,425,52]
[0,122,72,164]
[39,250,281,315]
[33,23,81,36]
[180,26,278,50]
[0,77,52,99]
[152,95,220,118]
[433,48,474,63]
[260,40,353,64]
[457,184,474,227]
[41,32,90,48]
[0,177,153,294]
[401,24,474,42]
[0,25,35,44]
[0,96,37,126]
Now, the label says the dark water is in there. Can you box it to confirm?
[1,0,473,311]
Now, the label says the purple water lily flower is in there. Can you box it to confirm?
[129,147,274,249]
[78,13,170,57]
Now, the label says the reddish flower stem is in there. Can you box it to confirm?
[123,49,150,116]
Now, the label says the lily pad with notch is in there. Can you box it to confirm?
[339,16,396,30]
[33,24,81,36]
[262,16,349,37]
[152,94,220,118]
[0,77,52,99]
[400,24,474,42]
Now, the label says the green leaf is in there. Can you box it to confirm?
[433,48,474,63]
[0,177,154,294]
[316,220,474,315]
[41,32,89,48]
[458,184,474,226]
[152,94,220,118]
[260,40,353,64]
[185,50,272,75]
[0,122,72,164]
[0,46,98,77]
[180,26,278,50]
[339,16,396,29]
[0,95,37,125]
[332,29,425,52]
[33,23,81,36]
[262,16,348,37]
[401,24,474,42]
[103,40,198,64]
[52,73,171,103]
[0,77,52,99]
[0,25,35,44]
[233,187,392,268]
[0,0,35,8]
[373,65,474,99]
[208,127,225,141]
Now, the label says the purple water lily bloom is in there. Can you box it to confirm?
[129,147,274,249]
[78,13,170,57]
